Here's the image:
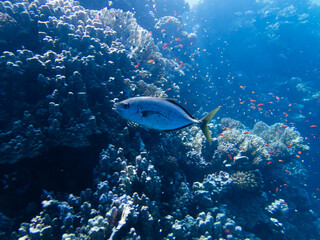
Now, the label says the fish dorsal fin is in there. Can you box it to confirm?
[164,98,195,119]
[164,98,177,103]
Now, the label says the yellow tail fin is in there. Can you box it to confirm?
[199,107,220,144]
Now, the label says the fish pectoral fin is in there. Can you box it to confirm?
[141,110,156,117]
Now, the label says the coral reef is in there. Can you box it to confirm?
[0,1,319,240]
[0,0,184,164]
[10,145,263,240]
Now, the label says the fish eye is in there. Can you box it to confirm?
[122,103,130,109]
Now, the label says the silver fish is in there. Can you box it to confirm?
[113,97,220,144]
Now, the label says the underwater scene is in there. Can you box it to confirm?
[0,0,320,239]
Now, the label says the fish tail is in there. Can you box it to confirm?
[199,107,220,144]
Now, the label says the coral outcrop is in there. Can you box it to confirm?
[0,0,183,164]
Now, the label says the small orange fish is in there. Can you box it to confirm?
[285,170,291,174]
[283,112,288,117]
[288,103,292,107]
[166,88,171,91]
[219,133,225,137]
[250,106,256,109]
[178,63,183,68]
[296,155,300,158]
[250,99,256,102]
[265,143,269,146]
[175,38,181,41]
[162,43,169,49]
[278,159,284,162]
[240,86,245,89]
[275,150,281,153]
[310,125,317,128]
[135,63,140,68]
[147,60,155,63]
[286,145,292,148]
[267,161,272,165]
[281,125,288,128]
[257,103,264,107]
[243,131,249,134]
[242,148,246,151]
[179,44,183,48]
[167,18,171,22]
[276,187,279,192]
[298,151,302,154]
[276,96,280,100]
